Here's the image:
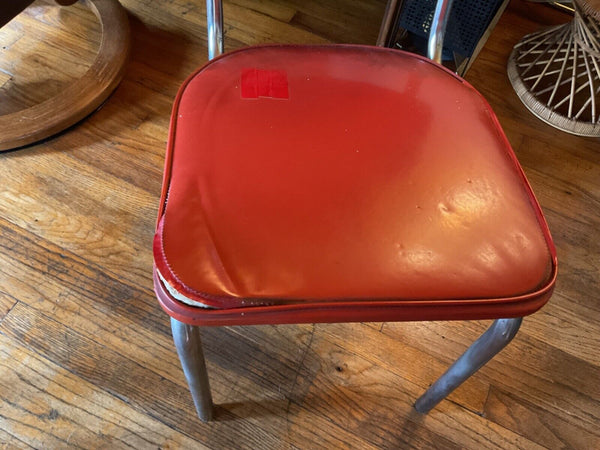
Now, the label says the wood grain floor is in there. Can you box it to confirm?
[1,0,598,448]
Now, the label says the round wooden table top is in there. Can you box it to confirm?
[0,0,129,151]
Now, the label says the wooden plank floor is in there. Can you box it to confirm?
[1,0,598,448]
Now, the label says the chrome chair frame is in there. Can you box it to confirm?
[168,0,523,422]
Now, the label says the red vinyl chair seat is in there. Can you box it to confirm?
[153,45,556,327]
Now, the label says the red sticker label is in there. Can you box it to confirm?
[241,68,289,99]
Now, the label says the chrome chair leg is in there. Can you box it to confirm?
[414,317,523,413]
[376,0,401,47]
[428,0,455,63]
[171,318,214,422]
[377,0,455,61]
[206,0,223,60]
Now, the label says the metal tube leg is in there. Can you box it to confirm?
[414,317,522,414]
[427,0,455,63]
[376,0,400,47]
[171,318,214,422]
[206,0,223,60]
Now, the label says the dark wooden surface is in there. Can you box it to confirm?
[0,0,35,29]
[0,0,598,448]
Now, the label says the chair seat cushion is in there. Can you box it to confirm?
[154,45,556,318]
